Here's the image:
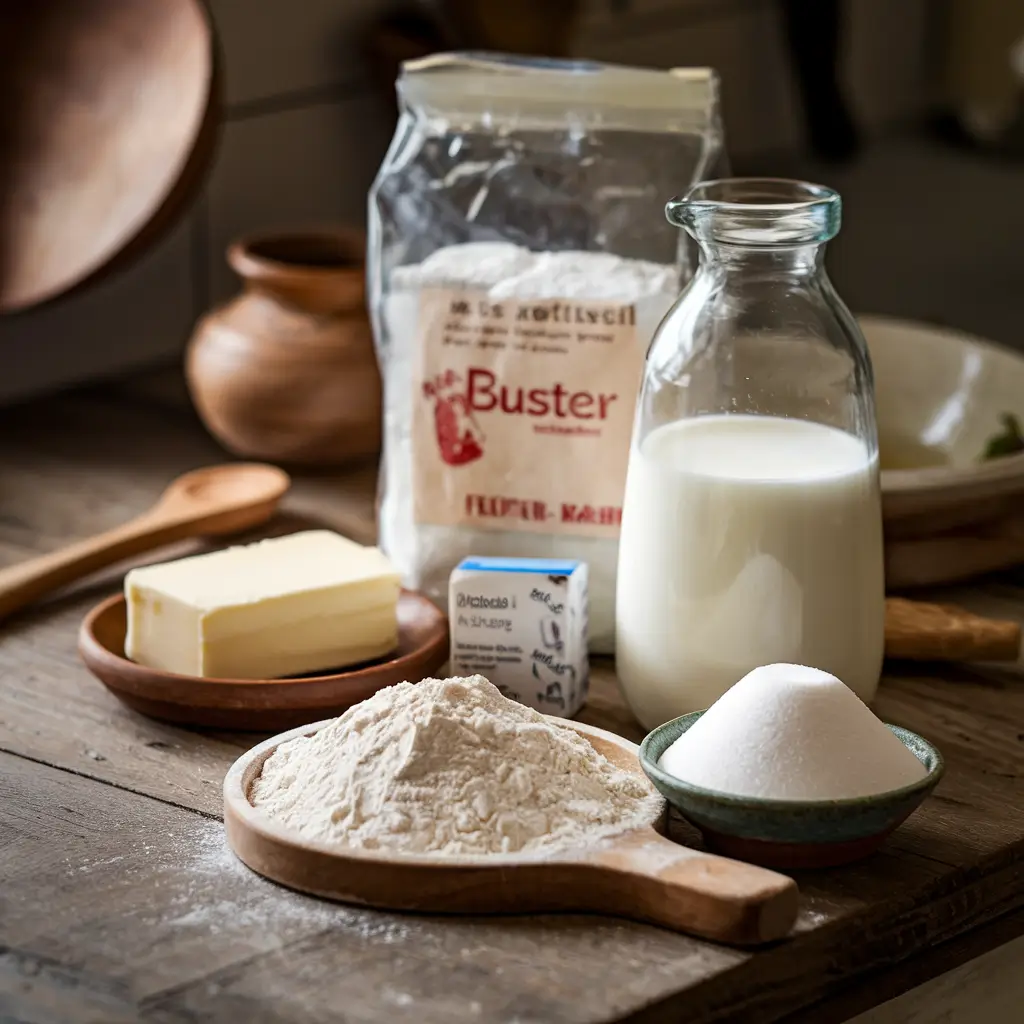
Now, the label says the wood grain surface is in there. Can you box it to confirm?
[2,386,1024,1022]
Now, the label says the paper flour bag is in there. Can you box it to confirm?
[368,53,725,651]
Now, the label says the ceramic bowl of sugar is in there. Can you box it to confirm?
[638,665,944,869]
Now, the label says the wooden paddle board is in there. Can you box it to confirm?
[224,719,799,946]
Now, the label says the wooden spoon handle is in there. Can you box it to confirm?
[582,830,798,945]
[0,512,195,622]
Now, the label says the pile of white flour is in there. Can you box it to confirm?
[377,242,679,653]
[251,675,661,856]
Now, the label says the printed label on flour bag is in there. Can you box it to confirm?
[412,286,645,539]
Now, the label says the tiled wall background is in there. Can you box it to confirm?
[0,0,935,404]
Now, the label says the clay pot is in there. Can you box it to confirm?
[186,230,381,465]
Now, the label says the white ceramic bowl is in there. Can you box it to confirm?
[862,316,1024,587]
[864,316,1024,533]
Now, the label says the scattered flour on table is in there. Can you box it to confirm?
[151,827,414,943]
[63,823,411,944]
[251,675,661,855]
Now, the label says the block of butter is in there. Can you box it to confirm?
[449,556,589,718]
[125,530,401,679]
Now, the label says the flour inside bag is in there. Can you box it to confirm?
[368,53,725,652]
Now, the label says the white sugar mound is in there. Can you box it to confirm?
[658,664,928,800]
[251,675,661,856]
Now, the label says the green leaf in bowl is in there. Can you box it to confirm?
[983,413,1024,460]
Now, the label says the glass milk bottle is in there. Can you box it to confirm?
[616,179,884,730]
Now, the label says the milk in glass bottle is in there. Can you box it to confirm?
[616,179,884,730]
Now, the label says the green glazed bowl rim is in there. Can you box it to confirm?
[639,710,945,812]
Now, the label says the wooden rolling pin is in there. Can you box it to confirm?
[885,597,1021,662]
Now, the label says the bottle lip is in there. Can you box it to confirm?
[679,177,838,210]
[667,178,841,245]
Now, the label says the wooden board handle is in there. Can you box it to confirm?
[582,830,798,945]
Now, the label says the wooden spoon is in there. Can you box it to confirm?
[0,463,290,621]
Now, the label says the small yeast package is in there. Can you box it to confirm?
[368,53,725,651]
[449,557,589,718]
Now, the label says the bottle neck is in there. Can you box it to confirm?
[696,239,826,277]
[667,178,842,281]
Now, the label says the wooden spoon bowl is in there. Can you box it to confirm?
[79,591,449,730]
[225,719,799,945]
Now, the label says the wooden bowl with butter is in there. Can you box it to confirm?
[79,590,448,730]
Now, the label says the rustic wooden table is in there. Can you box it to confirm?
[2,384,1024,1024]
